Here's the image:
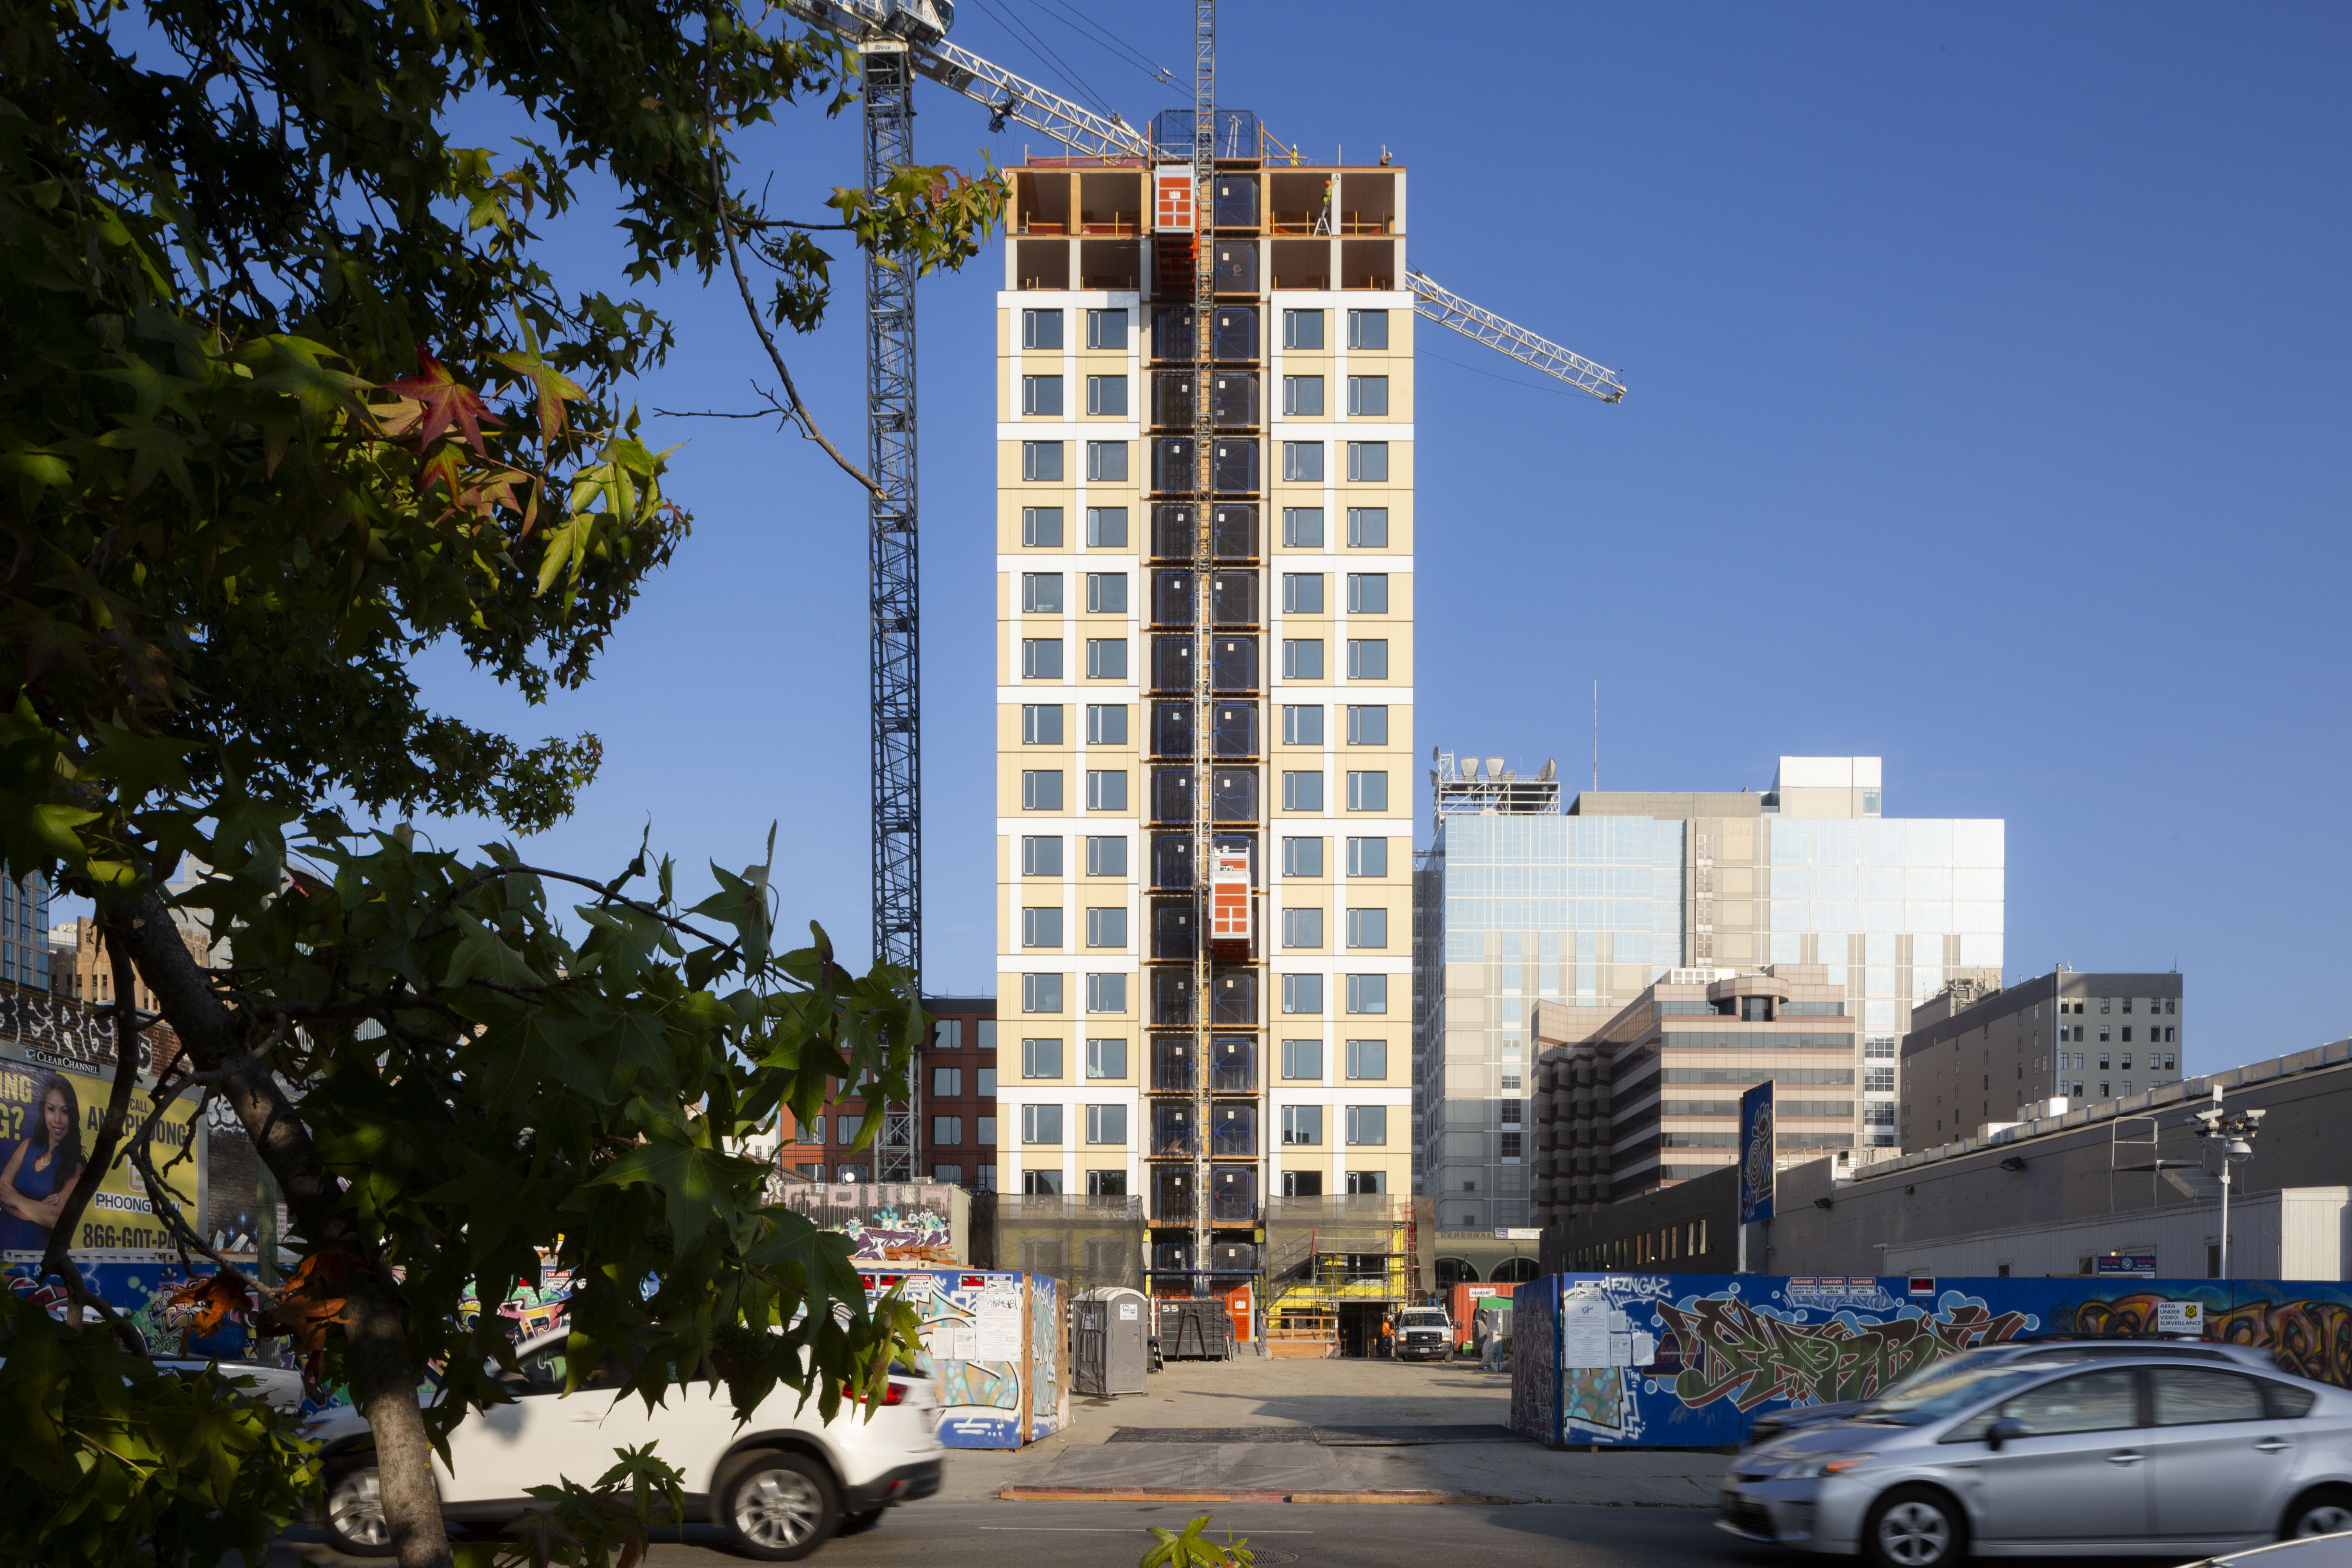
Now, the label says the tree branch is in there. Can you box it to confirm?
[701,90,878,496]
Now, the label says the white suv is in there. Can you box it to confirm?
[304,1330,944,1560]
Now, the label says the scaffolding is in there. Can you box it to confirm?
[1260,1194,1415,1356]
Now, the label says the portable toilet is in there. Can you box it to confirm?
[1072,1286,1152,1395]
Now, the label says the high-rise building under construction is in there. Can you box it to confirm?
[991,125,1414,1303]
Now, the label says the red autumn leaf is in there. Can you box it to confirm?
[383,345,503,457]
[167,1271,255,1335]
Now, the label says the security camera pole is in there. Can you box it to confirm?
[2188,1085,2265,1278]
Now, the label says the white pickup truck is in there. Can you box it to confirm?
[1394,1307,1454,1361]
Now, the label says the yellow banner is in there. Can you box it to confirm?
[0,1055,200,1257]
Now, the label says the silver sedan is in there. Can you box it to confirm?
[1718,1352,2352,1564]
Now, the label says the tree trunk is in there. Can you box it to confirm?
[107,891,455,1568]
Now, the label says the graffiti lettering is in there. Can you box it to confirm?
[1654,1294,2031,1412]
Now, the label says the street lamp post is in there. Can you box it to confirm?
[2188,1086,2265,1279]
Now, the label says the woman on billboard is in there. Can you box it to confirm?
[0,1073,87,1252]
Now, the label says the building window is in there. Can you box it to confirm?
[1345,771,1389,811]
[1345,442,1388,483]
[932,1066,963,1097]
[1499,1129,1522,1160]
[1086,307,1126,349]
[1020,835,1063,876]
[1345,1105,1388,1145]
[978,1069,996,1098]
[1346,909,1388,949]
[1022,572,1063,613]
[1022,441,1065,482]
[932,1116,963,1145]
[1085,1038,1127,1079]
[1085,835,1127,876]
[1283,771,1325,811]
[1347,309,1388,350]
[1021,974,1064,1014]
[1282,1105,1323,1145]
[932,1163,963,1185]
[1023,307,1064,349]
[1023,374,1064,416]
[1085,638,1127,679]
[1346,639,1389,679]
[975,1164,998,1191]
[934,1020,963,1049]
[1020,771,1065,810]
[1283,836,1324,877]
[1282,704,1324,745]
[1085,506,1128,547]
[1022,1104,1065,1145]
[1282,572,1325,614]
[1500,1049,1521,1091]
[1282,1038,1323,1080]
[1346,573,1389,614]
[1085,769,1128,811]
[1282,908,1323,949]
[1345,704,1388,745]
[1282,973,1325,1015]
[1022,637,1064,680]
[1022,1036,1065,1077]
[1021,704,1065,745]
[1086,572,1128,614]
[1346,375,1389,416]
[1283,441,1324,482]
[797,1116,826,1145]
[1085,703,1127,744]
[1281,507,1324,547]
[1346,507,1388,547]
[1086,375,1127,416]
[1345,973,1388,1014]
[1282,375,1325,416]
[1282,309,1324,350]
[1282,639,1324,679]
[1085,441,1128,482]
[1346,1039,1388,1080]
[836,1164,869,1182]
[1022,907,1064,949]
[1085,909,1129,951]
[1865,1067,1895,1093]
[1085,1104,1128,1145]
[1022,505,1064,546]
[1345,836,1387,877]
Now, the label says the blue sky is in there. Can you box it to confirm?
[368,2,2347,1069]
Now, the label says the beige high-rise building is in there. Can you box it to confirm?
[992,142,1414,1284]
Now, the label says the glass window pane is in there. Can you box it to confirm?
[1347,310,1388,350]
[1023,506,1065,546]
[1024,308,1064,350]
[1283,836,1324,877]
[1283,704,1325,745]
[1345,507,1389,547]
[1281,507,1325,548]
[1085,506,1129,547]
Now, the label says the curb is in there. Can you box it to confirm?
[995,1487,1512,1505]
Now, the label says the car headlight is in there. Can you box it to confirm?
[1786,1453,1874,1479]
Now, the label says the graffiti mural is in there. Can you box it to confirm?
[1512,1274,2352,1449]
[778,1184,965,1265]
[858,1267,1063,1448]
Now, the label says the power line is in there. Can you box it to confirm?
[1018,0,1178,89]
[967,0,1111,120]
[1418,345,1622,403]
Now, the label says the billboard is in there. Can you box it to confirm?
[0,1050,200,1261]
[1737,1080,1775,1225]
[1510,1272,2352,1448]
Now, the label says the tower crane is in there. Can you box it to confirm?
[773,1,1624,1196]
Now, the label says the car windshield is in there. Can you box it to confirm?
[1399,1312,1446,1327]
[1854,1364,2052,1426]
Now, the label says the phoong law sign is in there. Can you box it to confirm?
[0,1045,201,1261]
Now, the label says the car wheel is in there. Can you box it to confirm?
[323,1464,396,1558]
[2283,1485,2352,1539]
[1862,1485,1967,1568]
[839,1507,885,1536]
[722,1452,840,1561]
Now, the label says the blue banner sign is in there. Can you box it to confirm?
[1737,1081,1775,1225]
[1508,1272,2352,1448]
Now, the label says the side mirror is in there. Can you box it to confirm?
[1986,1417,2031,1453]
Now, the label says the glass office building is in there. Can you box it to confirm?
[1415,756,2002,1227]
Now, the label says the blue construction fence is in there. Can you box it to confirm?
[1508,1272,2352,1448]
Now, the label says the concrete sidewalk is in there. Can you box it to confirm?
[939,1354,1728,1507]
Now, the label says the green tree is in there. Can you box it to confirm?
[0,0,1002,1563]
